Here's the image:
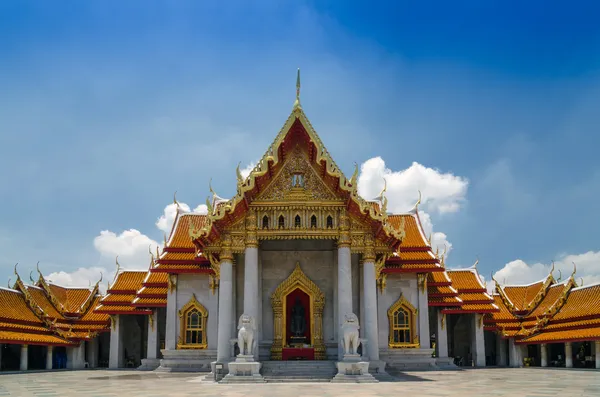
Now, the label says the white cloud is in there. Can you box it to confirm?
[417,211,452,258]
[46,266,111,293]
[493,250,600,288]
[240,161,256,179]
[156,201,209,233]
[357,157,468,214]
[94,229,160,270]
[357,157,468,260]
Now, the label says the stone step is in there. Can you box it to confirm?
[264,377,332,383]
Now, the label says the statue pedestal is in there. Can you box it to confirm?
[220,355,265,384]
[332,355,378,383]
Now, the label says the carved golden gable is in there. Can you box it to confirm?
[255,145,340,202]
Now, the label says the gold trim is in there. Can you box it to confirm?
[270,262,325,360]
[417,273,427,294]
[441,312,446,330]
[387,294,419,348]
[149,311,155,332]
[177,294,208,349]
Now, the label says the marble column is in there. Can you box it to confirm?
[565,342,573,368]
[541,343,548,367]
[472,314,486,367]
[67,342,86,369]
[87,338,99,368]
[165,275,177,351]
[147,310,159,360]
[109,315,124,368]
[417,274,430,348]
[244,245,259,358]
[20,344,28,371]
[46,345,53,369]
[436,310,448,358]
[496,334,507,366]
[362,260,379,361]
[508,338,522,367]
[595,341,600,369]
[337,245,352,359]
[217,259,234,362]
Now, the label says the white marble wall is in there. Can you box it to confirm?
[258,240,344,347]
[377,273,419,349]
[175,274,219,350]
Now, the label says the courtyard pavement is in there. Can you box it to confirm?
[0,368,598,396]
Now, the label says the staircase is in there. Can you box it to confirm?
[261,360,337,383]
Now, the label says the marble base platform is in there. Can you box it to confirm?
[332,361,378,383]
[155,349,216,372]
[138,358,161,371]
[220,355,265,383]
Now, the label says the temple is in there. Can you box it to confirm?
[1,72,599,378]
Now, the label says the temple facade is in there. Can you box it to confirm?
[1,74,599,377]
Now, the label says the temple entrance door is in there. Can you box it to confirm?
[270,262,326,360]
[285,288,311,347]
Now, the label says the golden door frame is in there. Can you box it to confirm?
[270,262,326,360]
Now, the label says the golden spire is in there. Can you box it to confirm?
[236,162,244,185]
[293,68,301,109]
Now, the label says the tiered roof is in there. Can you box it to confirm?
[0,266,110,346]
[384,212,443,273]
[94,270,151,315]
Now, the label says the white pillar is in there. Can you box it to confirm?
[565,342,573,368]
[541,344,548,367]
[109,315,124,368]
[359,264,365,339]
[217,260,234,362]
[147,310,159,360]
[0,343,3,370]
[87,338,98,368]
[67,342,86,369]
[20,345,28,371]
[508,338,522,367]
[496,334,507,366]
[165,276,177,350]
[337,245,352,359]
[436,310,448,358]
[244,246,259,358]
[362,260,379,361]
[471,314,486,367]
[595,341,600,369]
[46,346,53,369]
[417,275,430,348]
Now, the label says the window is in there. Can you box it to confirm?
[326,215,333,229]
[178,294,208,349]
[278,215,285,229]
[295,214,301,228]
[262,215,269,229]
[391,307,411,344]
[387,294,418,348]
[310,215,317,229]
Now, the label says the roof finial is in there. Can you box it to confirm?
[293,68,301,109]
[471,256,479,269]
[8,278,11,288]
[412,190,422,213]
[29,271,35,284]
[14,263,19,277]
[571,262,577,278]
[173,191,180,210]
[115,256,121,274]
[550,261,555,277]
[579,277,584,287]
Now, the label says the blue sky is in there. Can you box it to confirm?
[1,1,599,288]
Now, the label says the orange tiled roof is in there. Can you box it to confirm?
[167,213,207,248]
[0,287,44,324]
[79,297,110,323]
[428,296,462,306]
[0,321,49,333]
[458,293,494,303]
[47,284,93,314]
[132,297,167,307]
[519,326,600,343]
[94,304,150,314]
[446,269,486,292]
[0,330,72,346]
[143,272,168,286]
[551,283,600,322]
[153,263,212,272]
[427,271,453,285]
[159,252,197,261]
[428,286,457,296]
[108,271,147,293]
[459,303,500,312]
[26,285,64,319]
[100,294,136,305]
[527,282,568,318]
[388,214,429,248]
[487,296,518,322]
[137,287,168,297]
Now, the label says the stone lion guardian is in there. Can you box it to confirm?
[340,312,360,356]
[237,314,256,356]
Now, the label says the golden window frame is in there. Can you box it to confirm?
[177,294,208,349]
[387,294,419,348]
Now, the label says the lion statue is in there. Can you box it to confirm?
[340,312,360,355]
[237,314,256,356]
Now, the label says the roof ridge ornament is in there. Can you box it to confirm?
[471,256,479,269]
[173,191,180,210]
[571,262,577,279]
[293,68,301,110]
[411,190,422,213]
